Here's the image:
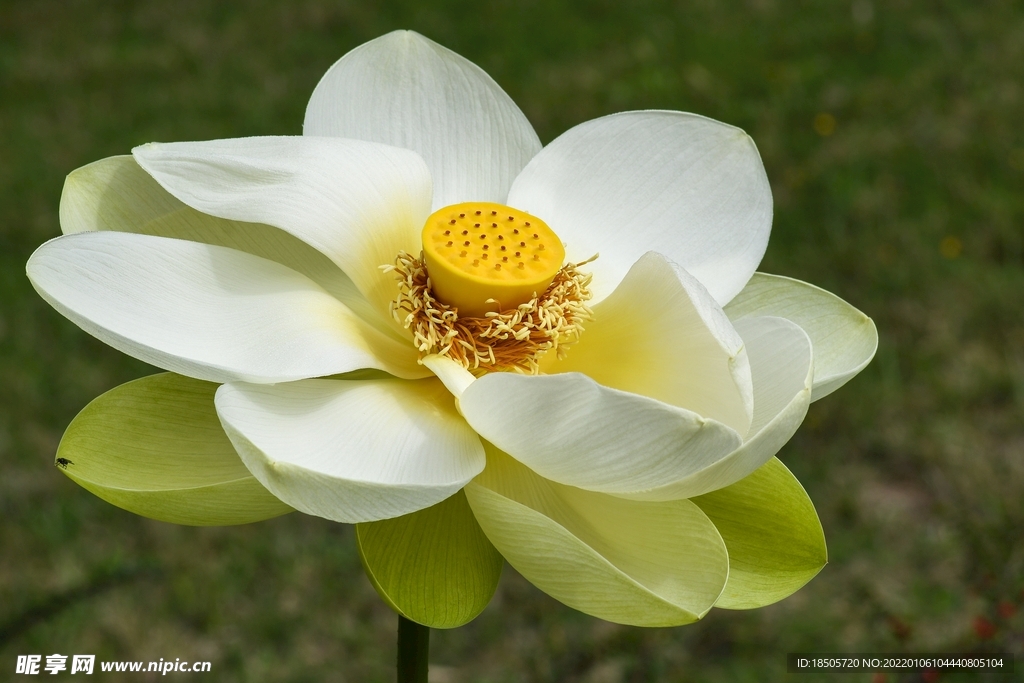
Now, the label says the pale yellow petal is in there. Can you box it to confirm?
[465,446,728,626]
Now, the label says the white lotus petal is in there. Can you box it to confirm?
[619,316,813,501]
[26,232,422,382]
[215,378,484,523]
[725,273,877,400]
[421,353,476,401]
[304,30,541,209]
[460,372,741,493]
[59,155,396,337]
[465,446,727,626]
[133,135,431,324]
[548,251,752,435]
[508,111,772,305]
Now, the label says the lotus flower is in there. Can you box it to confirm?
[27,31,877,628]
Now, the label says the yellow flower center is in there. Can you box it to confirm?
[421,202,566,318]
[384,203,595,375]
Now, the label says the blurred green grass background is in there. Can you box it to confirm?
[1,0,1022,681]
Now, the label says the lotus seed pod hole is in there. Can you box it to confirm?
[421,202,565,318]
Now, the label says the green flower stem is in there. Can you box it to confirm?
[397,615,430,683]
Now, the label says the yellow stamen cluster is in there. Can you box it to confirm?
[384,251,595,375]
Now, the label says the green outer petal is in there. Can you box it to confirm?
[356,490,503,629]
[692,457,826,610]
[465,446,728,627]
[724,272,877,401]
[57,373,292,526]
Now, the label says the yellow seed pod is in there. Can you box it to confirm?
[421,202,565,318]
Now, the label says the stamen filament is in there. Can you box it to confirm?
[383,252,595,375]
